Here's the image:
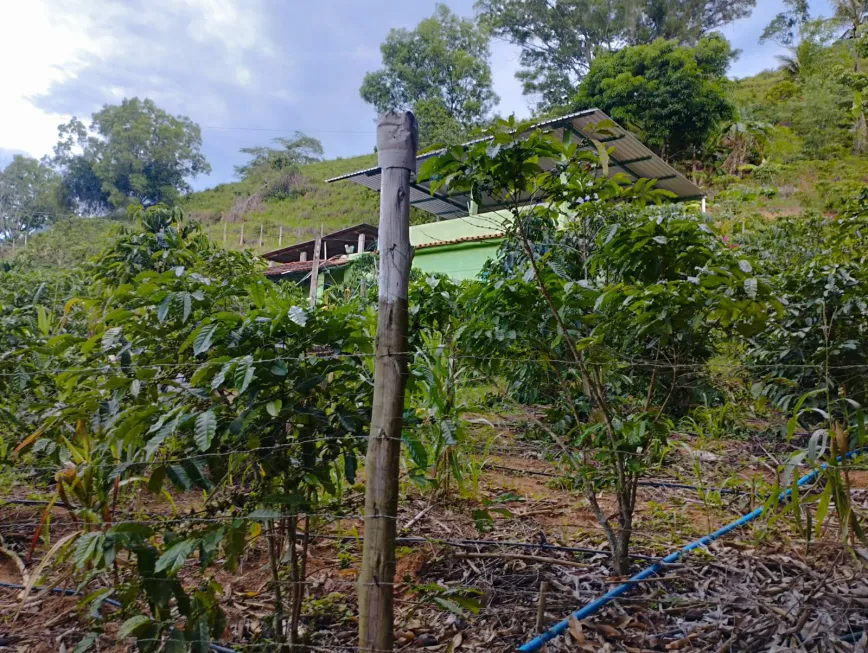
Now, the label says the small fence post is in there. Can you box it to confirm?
[309,235,321,308]
[279,225,283,247]
[223,221,228,244]
[259,224,264,248]
[239,222,245,246]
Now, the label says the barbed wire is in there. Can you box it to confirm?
[13,435,861,477]
[3,344,868,379]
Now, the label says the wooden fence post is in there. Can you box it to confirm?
[357,111,417,653]
[239,222,245,246]
[259,223,264,248]
[309,235,321,308]
[223,221,228,244]
[279,225,283,247]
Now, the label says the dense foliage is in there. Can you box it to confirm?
[360,4,498,146]
[53,98,210,212]
[476,0,756,109]
[0,155,67,243]
[574,35,736,159]
[420,118,775,571]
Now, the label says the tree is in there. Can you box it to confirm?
[0,155,66,242]
[476,0,756,110]
[53,97,210,210]
[359,4,498,146]
[831,0,868,38]
[573,35,736,159]
[716,118,773,174]
[234,132,324,179]
[421,117,771,573]
[760,0,811,45]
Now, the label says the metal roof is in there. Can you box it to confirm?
[263,257,348,278]
[413,231,504,250]
[326,109,703,220]
[263,223,378,263]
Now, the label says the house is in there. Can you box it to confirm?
[264,109,704,286]
[262,217,504,285]
[262,223,378,284]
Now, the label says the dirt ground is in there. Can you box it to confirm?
[1,409,867,652]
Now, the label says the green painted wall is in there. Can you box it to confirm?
[413,240,502,280]
[407,211,507,280]
[409,212,509,246]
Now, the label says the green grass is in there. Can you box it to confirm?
[1,217,122,269]
[182,153,433,255]
[707,155,868,221]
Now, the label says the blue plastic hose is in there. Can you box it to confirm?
[518,453,862,652]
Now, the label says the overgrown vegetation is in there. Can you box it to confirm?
[4,3,868,651]
[2,117,866,651]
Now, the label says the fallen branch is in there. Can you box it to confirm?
[401,504,432,532]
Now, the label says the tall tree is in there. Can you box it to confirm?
[762,3,868,153]
[760,0,811,45]
[831,0,868,37]
[360,4,498,146]
[574,34,736,159]
[0,155,65,242]
[476,0,756,110]
[53,97,210,211]
[234,133,324,179]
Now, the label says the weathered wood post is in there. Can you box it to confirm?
[358,232,366,254]
[223,221,228,244]
[358,111,417,652]
[239,222,245,246]
[259,223,264,248]
[309,235,321,308]
[279,225,283,247]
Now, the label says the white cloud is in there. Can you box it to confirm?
[489,40,532,120]
[0,1,108,158]
[0,0,276,162]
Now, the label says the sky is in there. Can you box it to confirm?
[0,0,834,189]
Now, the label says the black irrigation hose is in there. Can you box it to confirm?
[0,580,121,607]
[486,464,748,496]
[0,498,69,507]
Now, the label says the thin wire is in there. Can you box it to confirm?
[5,350,868,378]
[200,125,375,134]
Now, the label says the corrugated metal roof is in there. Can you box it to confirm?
[263,257,348,277]
[263,223,378,263]
[326,108,703,220]
[414,232,504,250]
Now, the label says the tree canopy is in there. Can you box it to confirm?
[234,133,324,179]
[360,4,498,146]
[53,97,210,212]
[476,0,756,109]
[573,35,736,159]
[0,155,66,242]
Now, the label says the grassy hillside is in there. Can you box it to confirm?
[10,60,868,272]
[1,217,120,270]
[182,153,434,255]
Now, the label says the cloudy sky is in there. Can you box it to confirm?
[0,0,834,188]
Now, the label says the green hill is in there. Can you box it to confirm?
[181,153,434,255]
[182,153,379,254]
[9,58,868,272]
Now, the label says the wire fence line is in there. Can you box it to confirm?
[4,348,868,377]
[11,435,866,477]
